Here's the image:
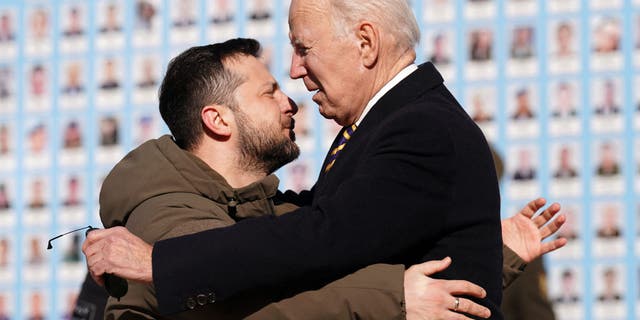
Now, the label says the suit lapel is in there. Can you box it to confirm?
[316,62,445,190]
[357,62,444,133]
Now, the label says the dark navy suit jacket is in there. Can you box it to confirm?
[153,62,503,318]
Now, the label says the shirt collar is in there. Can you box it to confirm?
[354,64,418,126]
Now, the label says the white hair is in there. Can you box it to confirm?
[328,0,420,51]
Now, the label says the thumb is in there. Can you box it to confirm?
[414,257,452,276]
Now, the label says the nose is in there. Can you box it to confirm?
[289,51,306,80]
[279,91,298,116]
[288,97,299,115]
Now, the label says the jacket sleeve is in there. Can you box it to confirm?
[274,188,314,207]
[502,245,527,289]
[248,246,526,320]
[501,258,554,320]
[246,264,406,320]
[109,194,410,319]
[105,194,235,318]
[152,109,461,314]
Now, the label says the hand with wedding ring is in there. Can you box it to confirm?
[404,257,491,320]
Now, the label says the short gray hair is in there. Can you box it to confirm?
[328,0,420,51]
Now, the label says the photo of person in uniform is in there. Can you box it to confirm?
[595,141,620,176]
[27,123,47,155]
[428,33,452,65]
[134,114,156,145]
[136,0,157,31]
[469,92,494,123]
[210,0,234,24]
[0,237,8,267]
[557,207,579,241]
[551,82,577,118]
[597,204,622,239]
[99,116,119,147]
[172,0,196,28]
[27,291,45,320]
[286,161,311,193]
[62,6,84,37]
[136,57,158,89]
[29,65,47,98]
[248,0,271,21]
[554,21,575,57]
[0,183,10,210]
[99,58,120,91]
[513,148,536,181]
[100,2,122,33]
[553,145,578,179]
[61,62,84,95]
[27,178,46,210]
[0,124,9,155]
[594,79,620,115]
[0,294,9,320]
[554,269,580,304]
[27,236,45,265]
[0,11,15,42]
[510,26,534,59]
[29,7,49,40]
[593,17,621,53]
[62,120,82,149]
[62,175,82,207]
[597,267,622,302]
[469,29,493,61]
[0,66,10,99]
[511,88,535,120]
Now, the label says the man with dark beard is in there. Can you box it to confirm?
[97,39,494,319]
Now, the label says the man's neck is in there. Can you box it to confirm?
[191,143,267,189]
[373,50,416,93]
[352,50,416,125]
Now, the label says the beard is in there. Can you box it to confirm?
[235,110,300,175]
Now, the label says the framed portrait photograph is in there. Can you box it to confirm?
[169,0,199,45]
[549,142,582,198]
[97,0,125,50]
[506,84,539,139]
[592,264,626,319]
[548,19,580,75]
[59,3,88,53]
[592,140,624,196]
[423,0,455,23]
[0,8,17,59]
[25,6,52,56]
[591,77,624,134]
[133,0,162,47]
[465,27,497,80]
[591,16,623,71]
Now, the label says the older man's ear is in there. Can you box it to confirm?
[356,22,379,68]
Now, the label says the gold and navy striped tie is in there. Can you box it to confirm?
[324,124,357,172]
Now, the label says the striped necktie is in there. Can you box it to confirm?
[324,124,357,172]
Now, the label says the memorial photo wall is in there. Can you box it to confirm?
[0,0,639,318]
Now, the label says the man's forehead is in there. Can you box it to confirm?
[228,55,276,84]
[288,0,328,29]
